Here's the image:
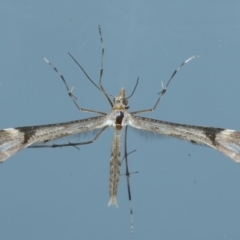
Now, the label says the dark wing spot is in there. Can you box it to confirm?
[204,127,224,145]
[16,128,36,144]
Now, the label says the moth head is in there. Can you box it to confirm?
[113,88,128,110]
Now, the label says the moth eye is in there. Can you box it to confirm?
[123,99,128,106]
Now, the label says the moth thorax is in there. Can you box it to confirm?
[115,111,124,130]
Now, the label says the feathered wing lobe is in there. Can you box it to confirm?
[0,129,27,162]
[0,116,108,163]
[216,130,240,161]
[129,116,240,162]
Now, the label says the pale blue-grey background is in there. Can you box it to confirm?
[0,1,240,239]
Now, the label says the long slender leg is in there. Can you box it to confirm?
[122,126,138,233]
[68,26,114,108]
[130,55,199,115]
[68,52,106,96]
[29,127,108,148]
[97,26,139,103]
[68,26,141,109]
[97,25,110,98]
[97,25,104,89]
[44,58,106,115]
